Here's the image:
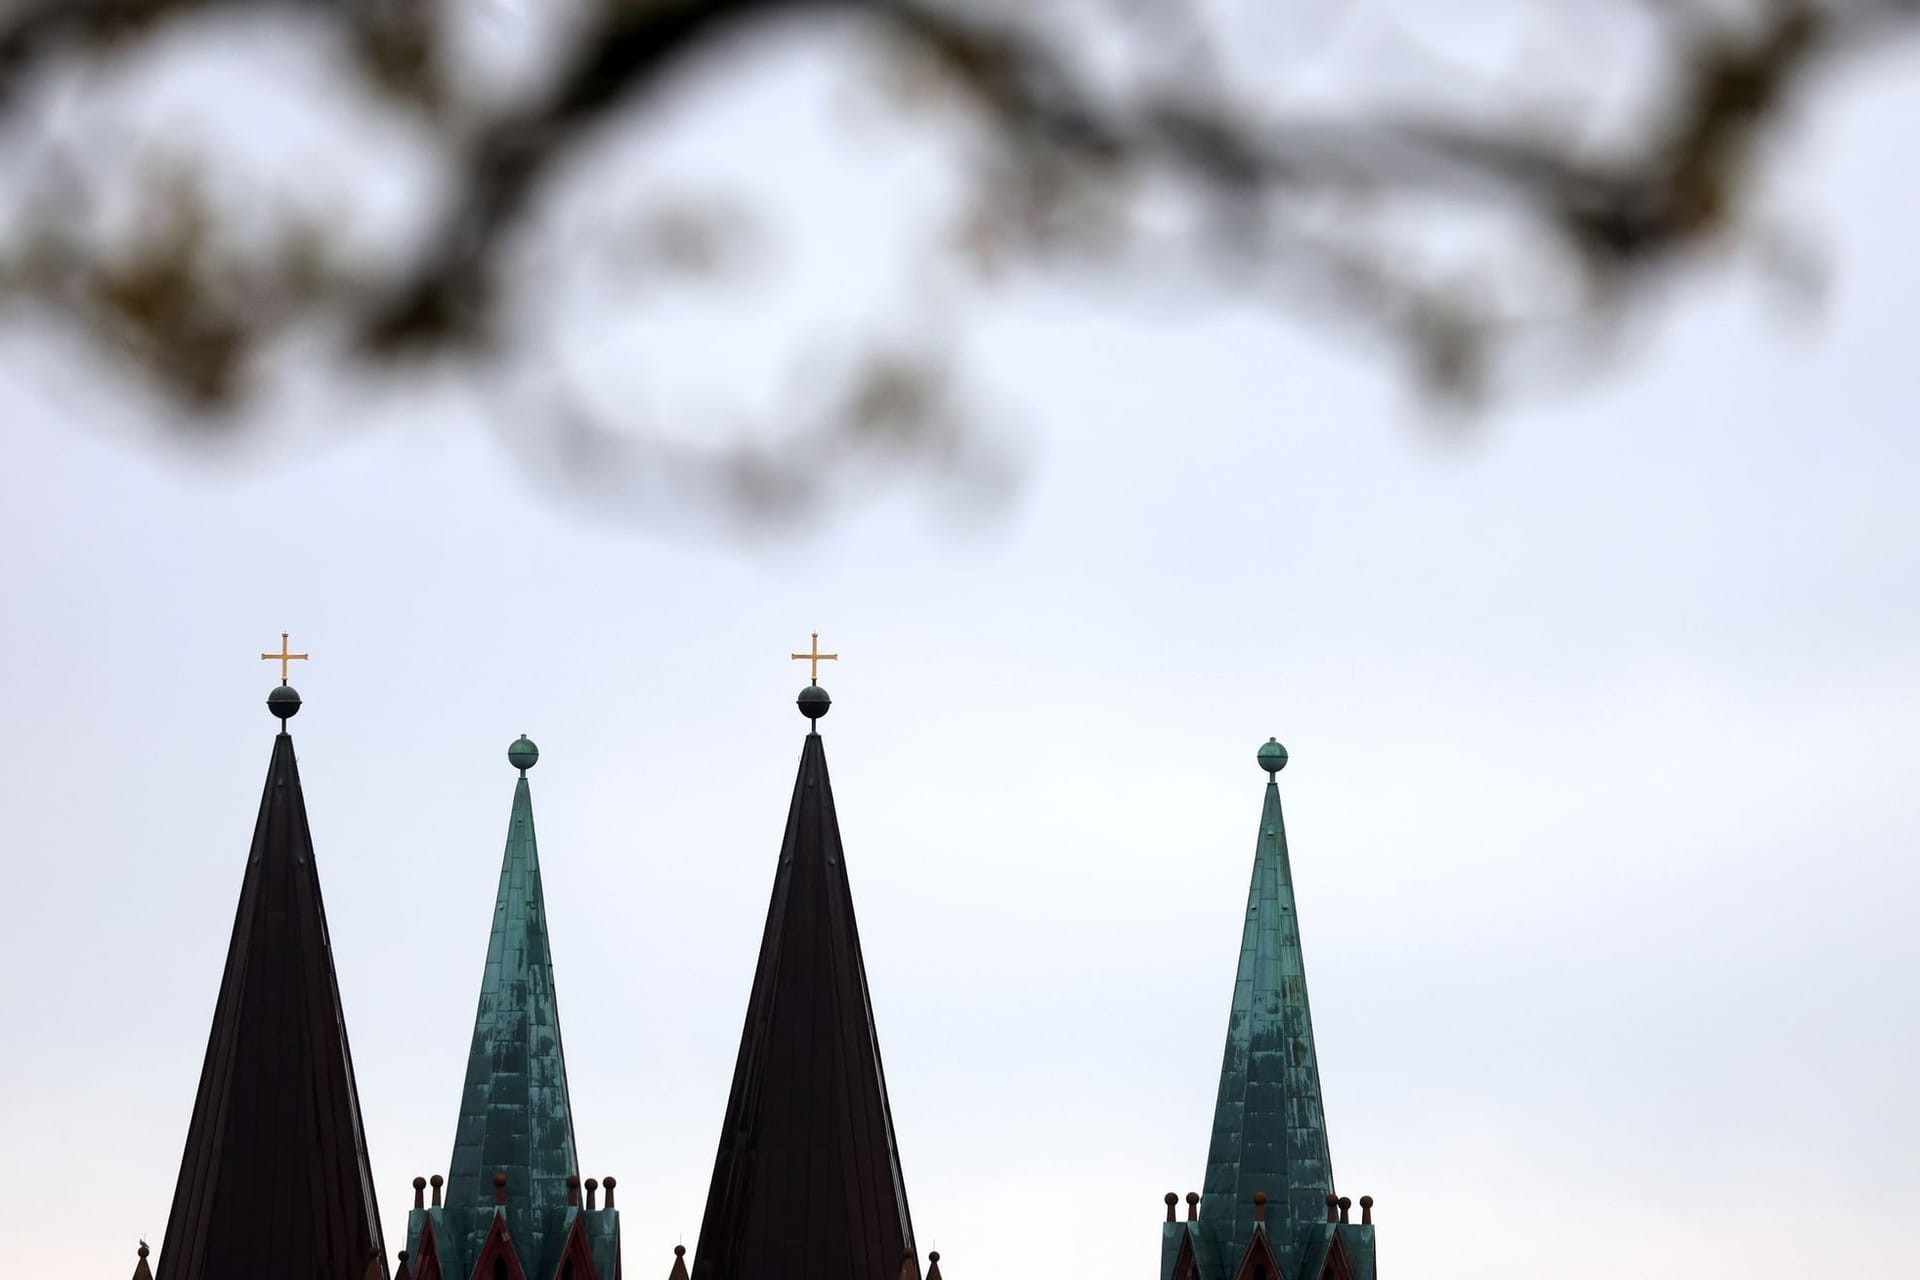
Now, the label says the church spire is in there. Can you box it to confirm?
[439,735,581,1278]
[156,676,387,1279]
[1195,739,1338,1276]
[691,673,920,1280]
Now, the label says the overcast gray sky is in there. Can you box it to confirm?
[1,9,1917,1279]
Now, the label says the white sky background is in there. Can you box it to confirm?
[0,5,1917,1277]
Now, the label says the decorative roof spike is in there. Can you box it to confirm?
[668,1245,691,1280]
[927,1250,945,1280]
[1197,740,1336,1270]
[691,711,918,1280]
[131,1242,153,1280]
[437,737,581,1278]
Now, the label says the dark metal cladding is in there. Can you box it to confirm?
[157,729,388,1280]
[692,728,919,1280]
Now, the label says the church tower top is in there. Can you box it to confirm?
[1163,740,1378,1280]
[154,670,388,1279]
[690,675,923,1280]
[402,734,610,1280]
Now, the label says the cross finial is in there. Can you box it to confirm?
[790,631,838,684]
[260,632,309,684]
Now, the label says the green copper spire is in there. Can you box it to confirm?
[442,736,580,1277]
[1197,739,1336,1274]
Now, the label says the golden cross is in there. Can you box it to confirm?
[261,632,309,683]
[790,631,838,683]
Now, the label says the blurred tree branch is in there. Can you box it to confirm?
[0,0,1913,516]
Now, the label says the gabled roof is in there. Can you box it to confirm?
[1197,742,1336,1273]
[691,711,919,1280]
[156,724,387,1279]
[1228,1225,1282,1280]
[441,737,582,1278]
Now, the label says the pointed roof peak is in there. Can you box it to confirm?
[157,720,386,1278]
[693,722,918,1279]
[441,740,578,1277]
[1197,741,1333,1268]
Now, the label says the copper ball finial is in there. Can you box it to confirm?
[430,1173,443,1207]
[674,1246,687,1258]
[412,1176,427,1209]
[603,1175,617,1208]
[493,1172,508,1205]
[1252,1190,1268,1222]
[1325,1192,1339,1222]
[1360,1194,1375,1225]
[930,1252,941,1263]
[138,1243,150,1260]
[1186,1191,1200,1221]
[1164,1191,1178,1222]
[1338,1195,1352,1224]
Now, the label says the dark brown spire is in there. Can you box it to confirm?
[156,728,387,1279]
[691,724,918,1280]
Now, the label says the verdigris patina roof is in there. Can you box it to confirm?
[1197,740,1337,1274]
[439,735,580,1278]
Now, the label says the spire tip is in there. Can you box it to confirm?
[1257,737,1287,774]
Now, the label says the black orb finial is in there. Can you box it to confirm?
[797,684,831,722]
[268,684,302,722]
